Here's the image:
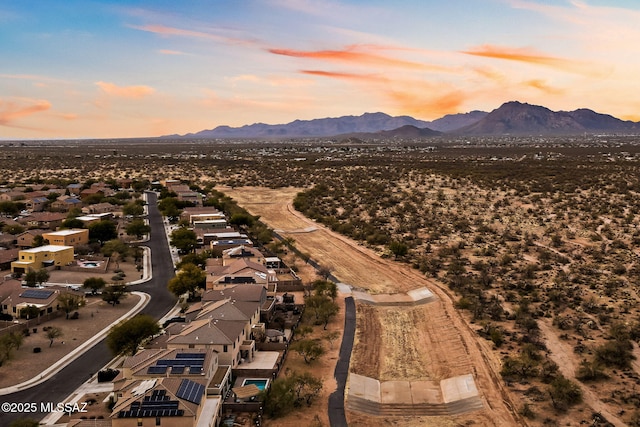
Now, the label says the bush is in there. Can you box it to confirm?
[97,368,120,383]
[33,347,41,353]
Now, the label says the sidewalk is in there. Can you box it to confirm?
[0,291,150,396]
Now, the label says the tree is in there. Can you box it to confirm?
[548,375,582,411]
[31,235,48,247]
[102,284,128,306]
[313,280,338,301]
[106,314,160,356]
[158,197,181,222]
[170,227,198,254]
[0,332,24,366]
[290,339,324,364]
[305,293,339,329]
[229,212,255,227]
[2,224,25,235]
[0,201,19,216]
[262,371,323,418]
[35,268,49,285]
[88,220,117,243]
[101,239,129,259]
[20,305,40,319]
[167,263,205,300]
[58,293,82,319]
[125,218,151,239]
[83,277,107,295]
[122,201,145,217]
[262,376,296,418]
[61,217,85,229]
[324,330,341,349]
[389,240,408,259]
[46,327,63,347]
[23,270,38,287]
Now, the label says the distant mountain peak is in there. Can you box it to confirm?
[456,101,639,135]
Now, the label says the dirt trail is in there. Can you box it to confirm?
[538,320,625,427]
[221,186,520,426]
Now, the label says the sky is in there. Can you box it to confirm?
[2,0,640,139]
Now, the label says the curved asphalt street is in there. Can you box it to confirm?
[0,191,177,425]
[328,296,355,427]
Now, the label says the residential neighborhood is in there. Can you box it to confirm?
[0,179,316,427]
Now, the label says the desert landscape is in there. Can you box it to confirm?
[3,136,640,426]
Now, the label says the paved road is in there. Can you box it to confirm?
[328,296,355,427]
[0,191,177,425]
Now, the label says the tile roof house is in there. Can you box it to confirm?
[111,377,210,427]
[19,212,67,229]
[205,258,275,290]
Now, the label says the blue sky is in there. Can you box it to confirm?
[2,0,640,138]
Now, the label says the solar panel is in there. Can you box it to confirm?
[176,353,206,360]
[171,366,185,374]
[20,289,54,299]
[147,366,168,375]
[176,379,205,405]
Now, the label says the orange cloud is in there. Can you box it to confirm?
[462,44,603,76]
[0,98,51,127]
[95,81,155,99]
[301,70,386,83]
[269,46,436,71]
[389,89,466,118]
[522,79,564,95]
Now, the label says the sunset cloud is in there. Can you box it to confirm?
[301,70,386,83]
[522,79,564,95]
[95,81,155,99]
[0,98,51,127]
[269,46,439,71]
[462,44,608,77]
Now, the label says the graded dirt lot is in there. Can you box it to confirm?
[220,186,519,426]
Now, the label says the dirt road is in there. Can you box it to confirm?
[221,186,520,426]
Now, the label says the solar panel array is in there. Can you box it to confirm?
[175,353,205,360]
[147,353,205,375]
[118,397,184,418]
[176,379,205,405]
[147,365,167,375]
[20,289,54,299]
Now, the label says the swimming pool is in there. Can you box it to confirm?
[242,378,269,390]
[78,260,102,268]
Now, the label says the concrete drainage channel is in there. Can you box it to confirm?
[345,373,484,417]
[341,286,484,419]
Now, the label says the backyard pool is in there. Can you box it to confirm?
[241,378,269,391]
[78,261,102,268]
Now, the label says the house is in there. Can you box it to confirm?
[66,183,83,196]
[11,245,74,274]
[221,246,265,266]
[111,377,212,427]
[205,258,274,290]
[51,196,83,212]
[210,239,252,252]
[81,202,116,215]
[1,285,84,318]
[0,191,26,202]
[202,284,273,324]
[18,212,67,230]
[0,248,19,270]
[24,196,48,212]
[42,229,89,247]
[180,208,224,225]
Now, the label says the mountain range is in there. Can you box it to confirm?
[177,101,640,139]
